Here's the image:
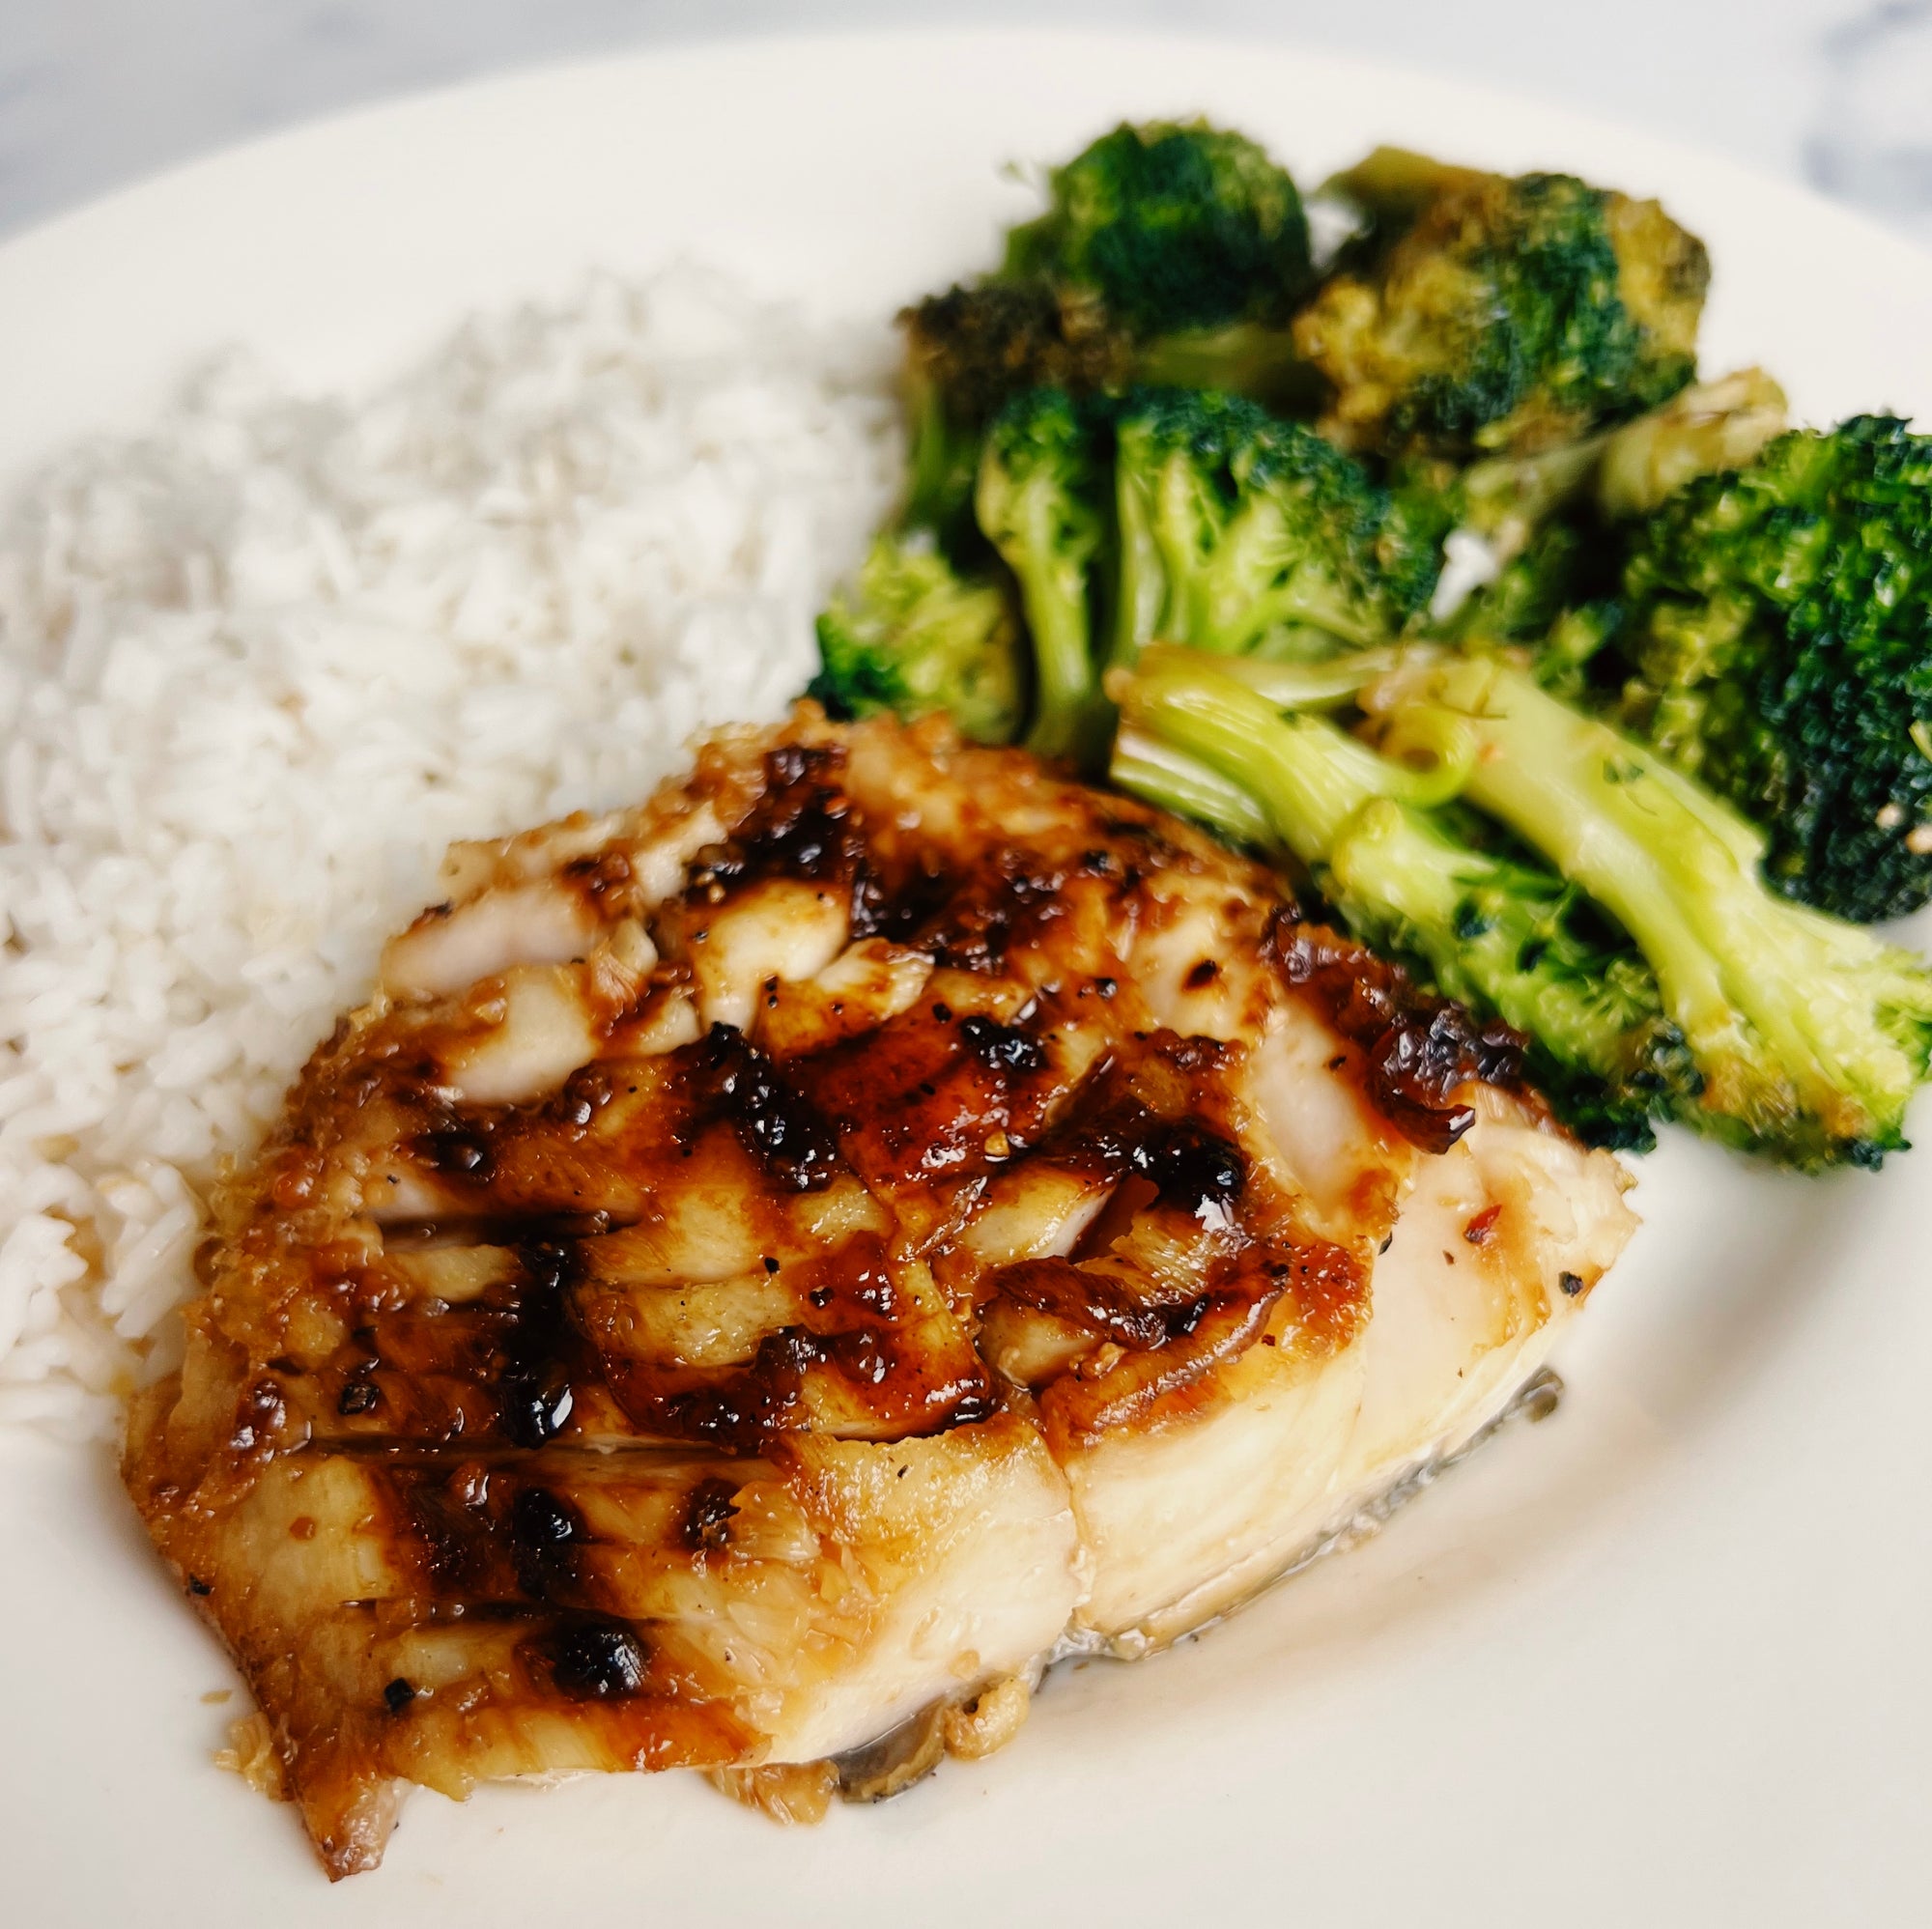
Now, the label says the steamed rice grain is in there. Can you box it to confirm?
[0,266,902,1440]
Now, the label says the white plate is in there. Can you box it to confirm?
[1,29,1927,1927]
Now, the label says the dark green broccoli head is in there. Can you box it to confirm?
[1294,153,1709,461]
[810,530,1026,745]
[1618,414,1932,923]
[1002,120,1314,338]
[1111,386,1442,663]
[894,122,1320,533]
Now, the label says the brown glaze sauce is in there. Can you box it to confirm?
[1264,913,1526,1153]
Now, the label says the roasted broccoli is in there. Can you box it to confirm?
[1111,717,1277,852]
[1439,370,1787,560]
[1616,414,1932,922]
[1426,373,1788,672]
[895,121,1321,534]
[810,529,1026,745]
[975,387,1113,765]
[1108,646,1690,1149]
[1004,119,1315,341]
[1293,149,1710,462]
[1364,651,1932,1166]
[1109,386,1445,666]
[898,280,1128,549]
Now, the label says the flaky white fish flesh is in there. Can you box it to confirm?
[127,710,1634,1875]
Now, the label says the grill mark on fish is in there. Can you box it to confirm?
[696,1024,841,1193]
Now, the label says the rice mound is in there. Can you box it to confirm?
[0,266,901,1439]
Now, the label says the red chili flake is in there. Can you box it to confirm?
[1463,1204,1503,1246]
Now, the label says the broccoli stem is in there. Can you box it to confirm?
[973,392,1112,767]
[902,380,974,539]
[1459,435,1607,550]
[1174,504,1386,655]
[1110,724,1277,850]
[1203,647,1399,709]
[1129,323,1322,412]
[998,491,1104,763]
[1367,652,1932,1157]
[1110,449,1167,671]
[1109,652,1411,857]
[1449,370,1789,582]
[1322,801,1674,1086]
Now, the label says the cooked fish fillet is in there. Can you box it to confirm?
[125,710,1634,1875]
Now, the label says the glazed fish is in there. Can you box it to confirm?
[125,712,1634,1875]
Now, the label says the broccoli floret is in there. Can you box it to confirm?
[1112,641,1932,1164]
[1107,647,1688,1149]
[1004,120,1315,339]
[1110,387,1443,666]
[1438,369,1788,557]
[1594,367,1790,521]
[1293,150,1710,461]
[892,122,1322,549]
[1111,720,1277,852]
[1616,414,1932,922]
[899,281,1128,548]
[903,119,1321,468]
[1423,374,1787,678]
[1364,650,1932,1166]
[810,530,1026,745]
[975,387,1113,766]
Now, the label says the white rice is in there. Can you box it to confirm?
[0,265,902,1441]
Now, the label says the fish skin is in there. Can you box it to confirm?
[125,709,1634,1875]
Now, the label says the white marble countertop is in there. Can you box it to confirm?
[3,0,1931,245]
